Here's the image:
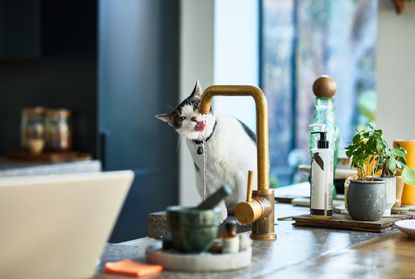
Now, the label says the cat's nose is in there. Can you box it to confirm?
[191,116,198,122]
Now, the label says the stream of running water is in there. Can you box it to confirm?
[201,114,208,200]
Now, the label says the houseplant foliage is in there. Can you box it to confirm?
[344,124,413,221]
[345,124,415,184]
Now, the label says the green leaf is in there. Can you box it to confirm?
[353,134,360,144]
[376,144,383,153]
[396,161,403,169]
[388,157,397,172]
[402,167,415,186]
[390,148,405,157]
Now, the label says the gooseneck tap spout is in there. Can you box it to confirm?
[199,85,276,241]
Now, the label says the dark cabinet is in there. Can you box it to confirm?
[0,0,179,242]
[0,0,41,58]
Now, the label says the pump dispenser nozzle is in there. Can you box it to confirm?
[311,131,329,149]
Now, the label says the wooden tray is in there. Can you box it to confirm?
[146,241,251,272]
[7,150,91,163]
[293,213,415,233]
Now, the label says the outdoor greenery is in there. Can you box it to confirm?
[263,0,377,186]
[345,125,415,185]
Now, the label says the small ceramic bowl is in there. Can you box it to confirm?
[395,220,415,238]
[166,206,221,253]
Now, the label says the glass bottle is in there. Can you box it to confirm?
[44,109,72,151]
[223,219,237,238]
[21,107,46,151]
[222,219,239,253]
[308,76,339,168]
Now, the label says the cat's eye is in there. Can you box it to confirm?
[193,103,199,111]
[177,116,186,122]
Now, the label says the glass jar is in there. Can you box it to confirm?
[44,109,72,151]
[21,107,46,150]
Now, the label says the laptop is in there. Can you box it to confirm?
[0,170,134,279]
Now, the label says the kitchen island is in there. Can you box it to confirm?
[94,203,415,278]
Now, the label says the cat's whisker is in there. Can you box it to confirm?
[176,135,182,151]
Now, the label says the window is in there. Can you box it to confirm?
[261,0,377,186]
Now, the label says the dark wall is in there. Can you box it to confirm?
[0,0,98,156]
[99,0,180,242]
[0,0,41,58]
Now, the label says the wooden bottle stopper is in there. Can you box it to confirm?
[312,75,336,98]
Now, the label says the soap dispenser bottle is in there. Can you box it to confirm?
[310,131,333,218]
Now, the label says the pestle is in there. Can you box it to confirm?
[196,186,232,210]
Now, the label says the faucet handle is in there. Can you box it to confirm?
[246,170,254,202]
[236,170,262,225]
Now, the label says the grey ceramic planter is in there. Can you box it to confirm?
[347,179,386,221]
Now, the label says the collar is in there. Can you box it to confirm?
[192,121,217,145]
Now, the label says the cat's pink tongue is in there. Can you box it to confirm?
[195,121,206,132]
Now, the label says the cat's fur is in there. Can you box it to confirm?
[156,81,257,221]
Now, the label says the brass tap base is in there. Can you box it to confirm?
[250,190,276,241]
[251,232,277,241]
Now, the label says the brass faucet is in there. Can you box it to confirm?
[199,85,276,241]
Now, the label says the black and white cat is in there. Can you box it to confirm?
[156,81,257,221]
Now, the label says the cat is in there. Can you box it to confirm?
[156,81,257,221]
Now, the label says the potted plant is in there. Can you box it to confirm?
[345,125,415,220]
[376,140,415,215]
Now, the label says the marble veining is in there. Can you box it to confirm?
[95,221,386,278]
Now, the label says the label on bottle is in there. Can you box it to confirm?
[311,148,333,216]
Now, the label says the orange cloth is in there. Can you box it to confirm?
[104,259,163,277]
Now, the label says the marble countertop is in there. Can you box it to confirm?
[94,203,408,278]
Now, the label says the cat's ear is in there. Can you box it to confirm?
[156,113,174,126]
[190,80,203,100]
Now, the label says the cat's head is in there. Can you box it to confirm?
[156,81,215,141]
